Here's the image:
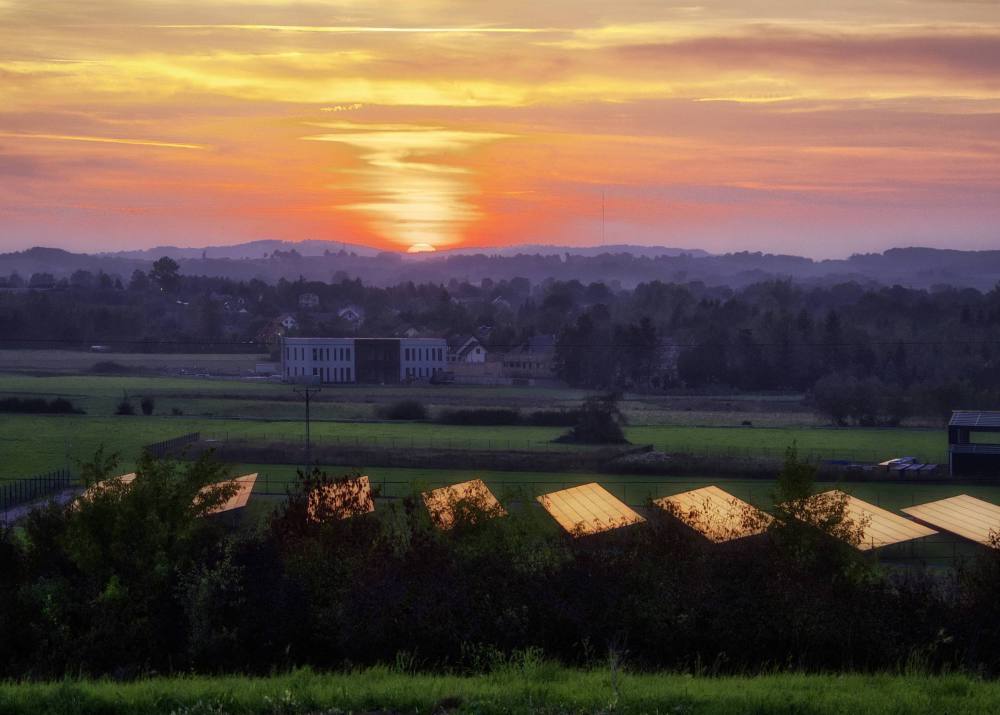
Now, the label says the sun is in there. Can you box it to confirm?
[407,243,437,253]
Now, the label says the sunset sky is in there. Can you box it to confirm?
[1,0,999,257]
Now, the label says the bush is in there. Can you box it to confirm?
[171,407,184,416]
[0,397,84,414]
[554,393,628,444]
[115,400,135,416]
[90,361,137,375]
[524,409,581,427]
[437,408,521,425]
[378,399,428,420]
[140,397,155,415]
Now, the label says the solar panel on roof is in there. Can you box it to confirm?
[902,494,1000,548]
[536,482,644,537]
[307,475,375,522]
[655,485,772,543]
[198,473,257,516]
[422,479,505,529]
[808,490,936,550]
[950,411,1000,428]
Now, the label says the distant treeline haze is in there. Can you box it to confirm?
[1,265,998,422]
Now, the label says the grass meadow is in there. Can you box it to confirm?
[0,407,945,479]
[1,667,998,714]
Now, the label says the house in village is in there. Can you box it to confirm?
[298,292,321,310]
[502,334,557,381]
[337,305,365,328]
[448,335,487,364]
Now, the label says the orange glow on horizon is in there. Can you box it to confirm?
[1,1,999,256]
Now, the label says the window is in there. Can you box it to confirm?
[285,347,289,360]
[346,367,351,381]
[346,348,351,361]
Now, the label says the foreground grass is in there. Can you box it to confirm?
[1,668,997,714]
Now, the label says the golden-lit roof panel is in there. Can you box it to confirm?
[903,494,1000,548]
[77,472,137,504]
[308,475,375,521]
[199,473,257,515]
[815,490,936,550]
[422,479,505,529]
[655,485,772,542]
[536,482,644,537]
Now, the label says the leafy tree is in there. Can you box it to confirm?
[128,269,149,291]
[150,256,181,292]
[555,392,628,444]
[769,446,869,579]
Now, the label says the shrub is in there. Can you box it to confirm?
[171,407,184,416]
[0,397,83,414]
[378,399,428,420]
[437,408,521,425]
[115,399,135,416]
[554,393,628,444]
[524,409,581,427]
[90,361,137,375]
[140,397,155,415]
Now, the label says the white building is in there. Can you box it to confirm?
[400,338,447,380]
[281,336,446,384]
[448,335,487,364]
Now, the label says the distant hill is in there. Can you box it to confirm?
[438,244,711,259]
[105,239,383,260]
[2,243,998,291]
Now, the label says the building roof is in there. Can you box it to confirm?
[422,479,505,529]
[950,411,1000,428]
[655,485,772,543]
[527,334,556,352]
[811,490,937,550]
[307,475,375,521]
[903,494,1000,548]
[536,482,644,537]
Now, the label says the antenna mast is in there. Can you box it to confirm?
[601,189,605,246]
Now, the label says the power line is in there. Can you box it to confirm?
[0,337,999,349]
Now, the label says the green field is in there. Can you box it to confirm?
[0,365,949,482]
[1,668,998,714]
[0,412,946,479]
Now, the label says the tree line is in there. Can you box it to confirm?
[2,262,999,421]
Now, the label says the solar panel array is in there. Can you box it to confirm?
[63,467,1000,554]
[200,473,257,516]
[949,411,1000,428]
[76,472,137,505]
[307,475,375,521]
[422,479,505,529]
[655,485,772,543]
[536,482,645,537]
[903,495,1000,548]
[812,490,937,550]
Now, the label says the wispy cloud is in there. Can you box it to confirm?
[0,132,205,150]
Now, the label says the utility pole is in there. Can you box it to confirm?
[293,385,322,469]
